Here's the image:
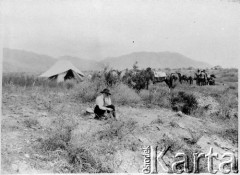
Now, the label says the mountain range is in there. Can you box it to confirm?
[2,48,211,73]
[103,52,210,70]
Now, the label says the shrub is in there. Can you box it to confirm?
[74,81,141,105]
[151,118,164,125]
[111,84,141,105]
[219,128,238,145]
[40,126,72,151]
[139,90,151,104]
[40,111,78,152]
[214,89,238,120]
[139,85,170,108]
[170,91,198,115]
[169,121,179,128]
[156,135,183,154]
[74,80,105,103]
[98,119,138,141]
[150,86,170,108]
[64,80,76,89]
[67,147,113,173]
[184,129,202,145]
[2,73,37,87]
[39,127,113,173]
[23,118,40,128]
[2,72,81,92]
[2,72,60,88]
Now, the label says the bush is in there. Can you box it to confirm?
[64,79,76,89]
[74,80,105,103]
[40,112,78,152]
[68,147,113,173]
[2,72,59,88]
[170,91,198,115]
[140,85,170,108]
[23,118,40,128]
[139,90,150,103]
[2,72,80,92]
[219,128,238,145]
[157,135,183,154]
[185,129,202,145]
[74,81,141,105]
[217,92,238,120]
[151,117,164,125]
[111,84,141,105]
[40,126,72,151]
[39,127,113,173]
[98,119,138,141]
[2,73,37,87]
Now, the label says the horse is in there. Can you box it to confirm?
[181,75,189,84]
[151,70,181,92]
[207,74,216,85]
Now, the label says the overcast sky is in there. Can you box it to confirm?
[2,0,240,67]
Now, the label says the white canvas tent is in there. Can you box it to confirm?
[39,60,84,82]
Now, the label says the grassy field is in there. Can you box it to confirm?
[1,68,238,173]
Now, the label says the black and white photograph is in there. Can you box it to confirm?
[1,0,239,173]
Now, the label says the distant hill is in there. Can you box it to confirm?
[59,56,102,71]
[3,48,56,73]
[3,48,102,73]
[3,48,211,73]
[101,52,211,70]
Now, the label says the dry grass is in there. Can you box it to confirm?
[23,118,40,129]
[139,84,170,108]
[1,68,238,173]
[111,84,141,105]
[151,118,164,125]
[97,118,138,141]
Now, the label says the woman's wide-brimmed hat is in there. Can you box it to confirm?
[101,88,111,95]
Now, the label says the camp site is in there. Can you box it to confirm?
[1,0,239,174]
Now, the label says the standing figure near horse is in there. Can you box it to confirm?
[199,70,204,86]
[188,75,193,85]
[201,70,208,85]
[195,69,207,86]
[194,69,201,85]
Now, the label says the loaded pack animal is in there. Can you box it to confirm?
[168,72,182,89]
[150,69,182,92]
[181,75,188,84]
[207,74,216,85]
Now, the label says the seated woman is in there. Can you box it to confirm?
[94,88,116,120]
